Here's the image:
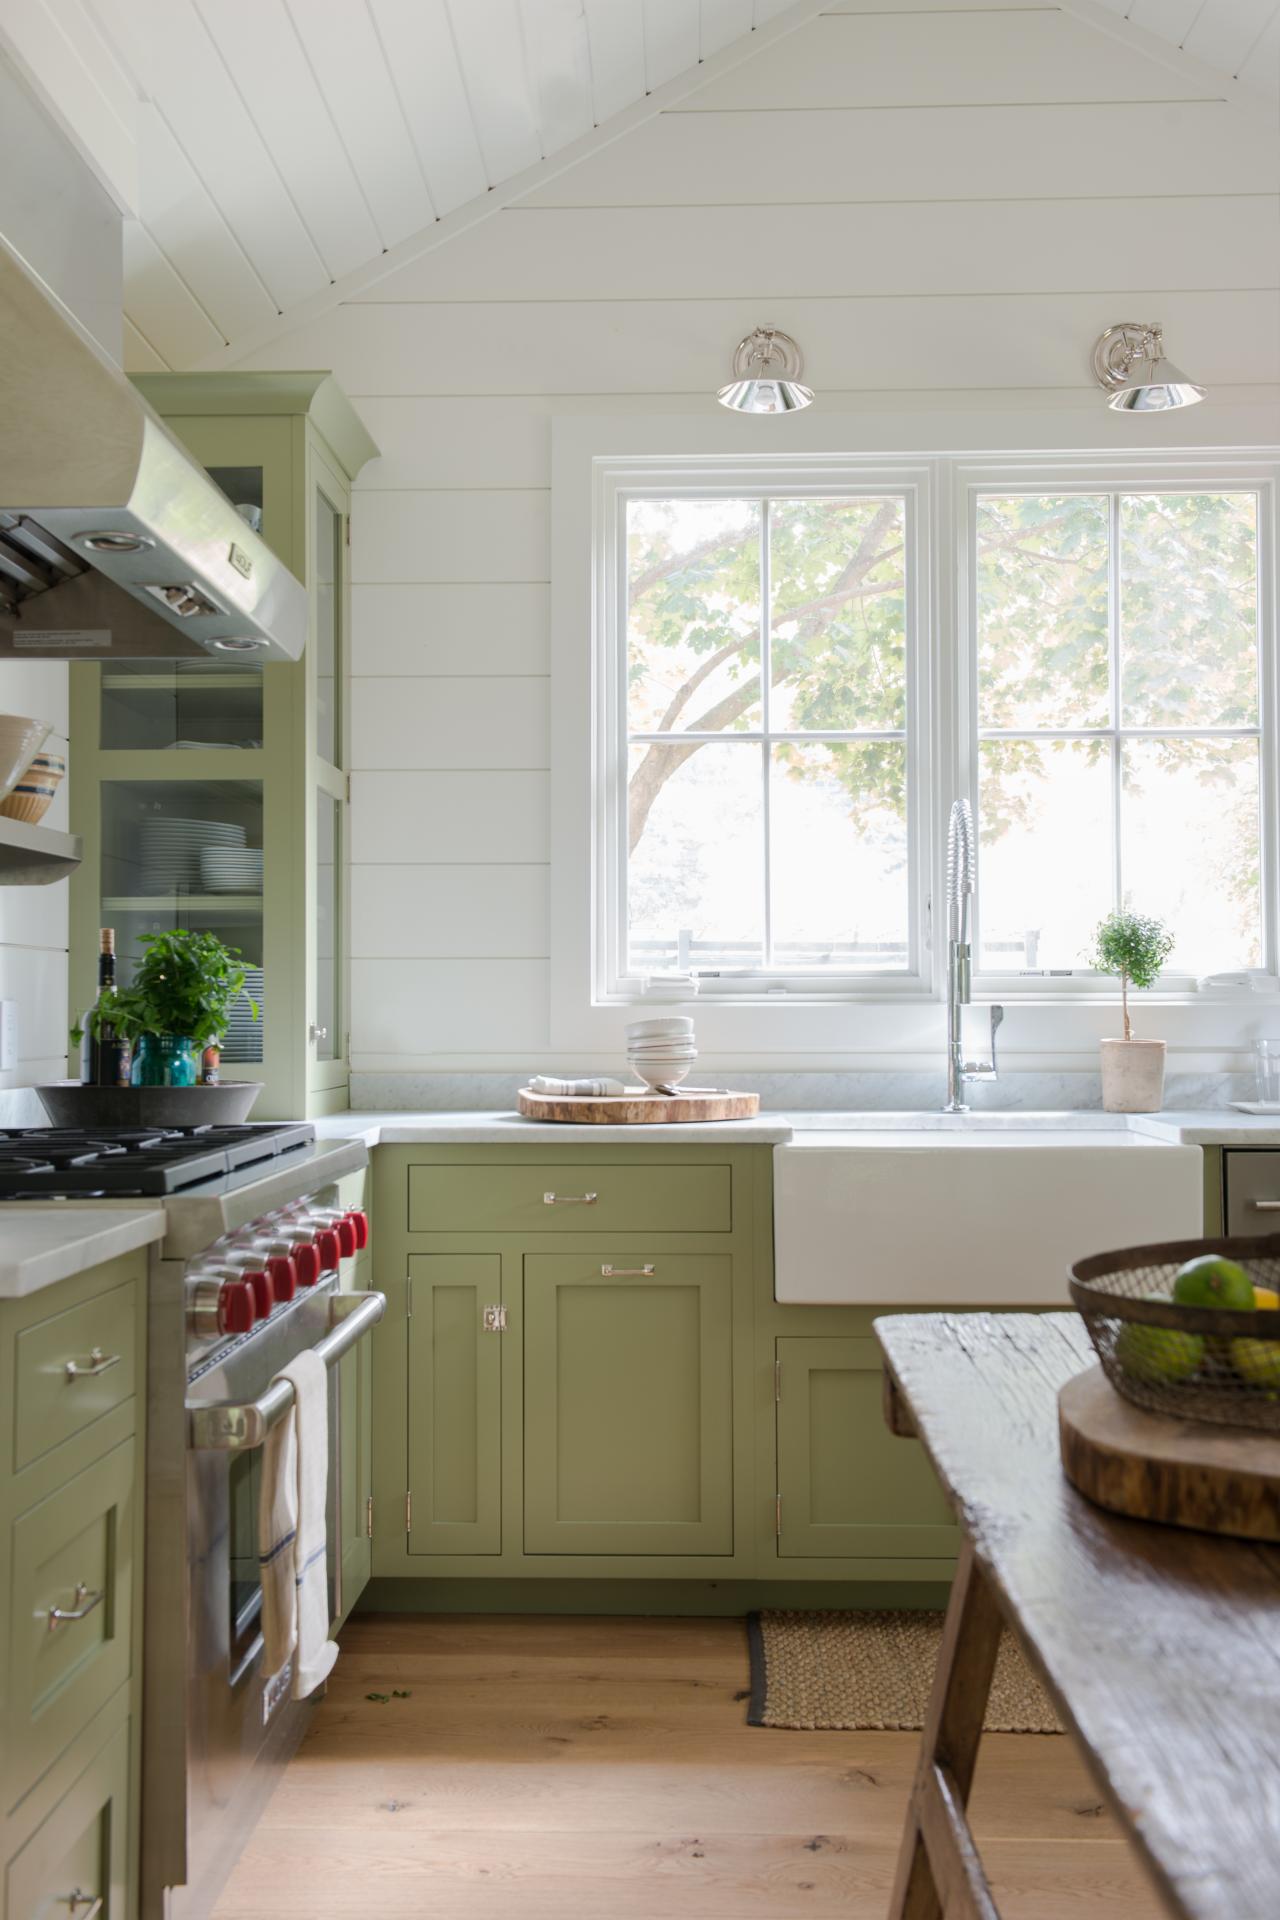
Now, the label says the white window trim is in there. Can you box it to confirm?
[550,417,1280,1066]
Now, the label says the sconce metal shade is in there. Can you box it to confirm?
[1093,323,1205,412]
[716,328,813,413]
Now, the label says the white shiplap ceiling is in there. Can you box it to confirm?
[60,0,1279,370]
[80,0,808,368]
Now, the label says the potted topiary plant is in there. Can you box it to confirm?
[76,930,258,1087]
[1088,909,1175,1113]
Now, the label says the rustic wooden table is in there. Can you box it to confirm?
[875,1311,1280,1920]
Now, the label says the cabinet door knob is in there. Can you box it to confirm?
[64,1347,120,1382]
[47,1583,105,1632]
[309,1024,329,1043]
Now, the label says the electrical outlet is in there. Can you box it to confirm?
[0,1000,16,1071]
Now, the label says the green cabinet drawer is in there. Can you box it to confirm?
[523,1252,734,1555]
[13,1282,137,1474]
[406,1255,503,1556]
[6,1439,136,1813]
[4,1720,130,1920]
[775,1338,957,1560]
[407,1162,732,1235]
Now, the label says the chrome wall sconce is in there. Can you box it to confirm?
[716,327,814,413]
[1093,322,1205,412]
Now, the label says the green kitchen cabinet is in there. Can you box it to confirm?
[523,1252,734,1556]
[406,1255,503,1556]
[69,373,379,1120]
[370,1142,957,1593]
[0,1253,146,1919]
[774,1338,957,1561]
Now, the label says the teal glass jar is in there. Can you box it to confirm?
[130,1033,199,1087]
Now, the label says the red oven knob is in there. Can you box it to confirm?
[268,1254,298,1303]
[316,1228,341,1272]
[346,1209,370,1251]
[294,1242,321,1288]
[218,1279,255,1335]
[245,1269,273,1321]
[335,1217,357,1259]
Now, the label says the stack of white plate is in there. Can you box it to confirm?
[200,846,264,893]
[138,816,245,894]
[626,1016,696,1091]
[222,968,264,1063]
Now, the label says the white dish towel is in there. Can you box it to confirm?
[258,1348,339,1699]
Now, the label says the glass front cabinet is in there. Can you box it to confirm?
[69,374,378,1117]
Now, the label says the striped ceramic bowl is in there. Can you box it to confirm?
[0,751,65,824]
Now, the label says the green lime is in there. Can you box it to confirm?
[1171,1255,1256,1313]
[1115,1292,1204,1384]
[1229,1337,1280,1390]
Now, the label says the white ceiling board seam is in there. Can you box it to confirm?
[196,0,834,371]
[144,97,286,319]
[189,0,334,285]
[1235,0,1280,74]
[1057,0,1280,123]
[280,0,397,254]
[358,0,440,213]
[441,0,499,188]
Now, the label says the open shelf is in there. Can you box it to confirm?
[0,815,83,885]
[103,893,263,915]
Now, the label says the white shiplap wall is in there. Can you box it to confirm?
[205,0,1280,1079]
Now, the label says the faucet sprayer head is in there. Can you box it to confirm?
[946,799,975,944]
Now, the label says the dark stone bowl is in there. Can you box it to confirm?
[35,1082,265,1127]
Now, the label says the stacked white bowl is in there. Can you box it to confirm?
[626,1016,696,1091]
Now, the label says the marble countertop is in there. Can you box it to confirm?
[0,1208,167,1300]
[314,1108,1280,1148]
[313,1109,794,1145]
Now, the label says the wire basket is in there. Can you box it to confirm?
[1070,1234,1280,1434]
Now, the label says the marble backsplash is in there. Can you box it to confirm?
[349,1069,1256,1114]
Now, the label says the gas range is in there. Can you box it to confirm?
[0,1120,315,1198]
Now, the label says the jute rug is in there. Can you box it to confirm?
[746,1610,1062,1733]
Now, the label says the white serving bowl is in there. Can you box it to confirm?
[0,715,52,798]
[631,1060,695,1090]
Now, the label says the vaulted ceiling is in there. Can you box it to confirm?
[10,0,1274,372]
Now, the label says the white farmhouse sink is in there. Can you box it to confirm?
[773,1116,1203,1306]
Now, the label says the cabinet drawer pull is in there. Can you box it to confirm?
[600,1264,654,1278]
[59,1894,103,1919]
[64,1347,121,1382]
[543,1191,597,1206]
[1250,1199,1280,1211]
[47,1583,104,1632]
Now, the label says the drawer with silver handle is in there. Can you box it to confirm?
[1224,1150,1280,1237]
[13,1280,136,1473]
[6,1438,136,1812]
[407,1162,731,1234]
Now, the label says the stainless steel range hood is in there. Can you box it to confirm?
[0,243,306,662]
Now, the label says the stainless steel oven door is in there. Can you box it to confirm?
[143,1274,384,1920]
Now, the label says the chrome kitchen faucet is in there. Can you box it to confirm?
[944,798,1003,1113]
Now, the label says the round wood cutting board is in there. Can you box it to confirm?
[1059,1364,1280,1542]
[517,1088,760,1124]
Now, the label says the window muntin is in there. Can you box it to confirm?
[623,493,912,980]
[973,490,1263,977]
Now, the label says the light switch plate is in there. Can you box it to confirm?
[0,1000,16,1071]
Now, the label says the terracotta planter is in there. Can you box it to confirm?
[1100,1037,1166,1113]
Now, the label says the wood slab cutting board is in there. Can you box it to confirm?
[517,1089,760,1125]
[1059,1364,1280,1542]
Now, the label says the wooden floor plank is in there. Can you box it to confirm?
[212,1615,1164,1920]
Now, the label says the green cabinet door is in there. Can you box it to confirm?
[407,1255,502,1556]
[4,1720,130,1920]
[523,1253,734,1556]
[775,1338,957,1560]
[335,1330,372,1622]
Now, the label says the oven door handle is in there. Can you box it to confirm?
[187,1291,387,1452]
